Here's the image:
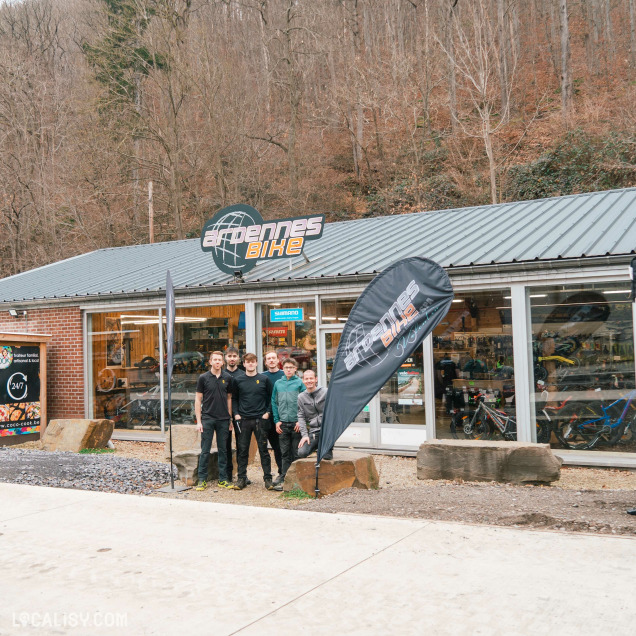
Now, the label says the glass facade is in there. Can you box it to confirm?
[529,283,636,453]
[260,301,316,371]
[89,305,245,430]
[85,279,636,458]
[432,290,514,441]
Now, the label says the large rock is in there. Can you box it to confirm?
[164,425,200,459]
[284,452,379,496]
[417,439,561,484]
[165,424,258,464]
[41,419,114,453]
[172,450,219,486]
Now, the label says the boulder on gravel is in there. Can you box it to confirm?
[172,450,218,486]
[417,439,561,484]
[41,419,114,453]
[164,424,258,465]
[284,452,379,496]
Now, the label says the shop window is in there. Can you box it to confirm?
[261,301,316,371]
[529,283,635,453]
[432,290,514,441]
[320,298,355,325]
[88,310,161,430]
[162,306,246,426]
[380,349,425,426]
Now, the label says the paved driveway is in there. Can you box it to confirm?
[1,483,634,635]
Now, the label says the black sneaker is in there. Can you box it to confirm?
[236,477,247,490]
[324,451,333,460]
[273,474,284,486]
[264,478,274,490]
[246,478,252,485]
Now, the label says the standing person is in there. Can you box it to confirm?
[224,347,245,484]
[262,349,284,481]
[272,358,305,485]
[194,351,237,491]
[233,353,278,490]
[297,369,333,460]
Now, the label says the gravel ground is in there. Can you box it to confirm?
[3,441,636,535]
[0,446,174,495]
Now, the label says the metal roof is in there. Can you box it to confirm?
[1,188,635,304]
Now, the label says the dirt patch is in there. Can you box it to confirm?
[7,440,636,536]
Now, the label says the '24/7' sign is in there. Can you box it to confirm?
[0,344,42,434]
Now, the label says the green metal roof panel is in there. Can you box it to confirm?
[1,188,635,303]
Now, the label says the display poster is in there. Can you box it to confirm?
[397,369,423,405]
[0,344,42,436]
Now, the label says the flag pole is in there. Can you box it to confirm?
[314,430,321,498]
[157,270,189,493]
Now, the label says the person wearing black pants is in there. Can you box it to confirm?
[224,347,245,483]
[194,351,237,491]
[233,353,276,490]
[263,350,285,481]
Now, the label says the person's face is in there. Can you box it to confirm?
[283,363,296,379]
[210,354,224,372]
[265,352,279,371]
[225,351,239,368]
[303,371,317,390]
[244,358,258,373]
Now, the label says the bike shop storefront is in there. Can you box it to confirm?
[86,265,636,459]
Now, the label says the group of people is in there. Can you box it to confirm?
[193,348,331,492]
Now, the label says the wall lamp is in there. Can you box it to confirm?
[8,309,26,318]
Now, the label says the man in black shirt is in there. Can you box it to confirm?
[195,351,237,491]
[232,352,278,490]
[224,347,245,484]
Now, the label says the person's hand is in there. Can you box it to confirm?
[196,422,203,433]
[235,414,241,421]
[299,436,309,447]
[294,422,300,433]
[275,421,282,434]
[228,422,233,432]
[262,412,269,420]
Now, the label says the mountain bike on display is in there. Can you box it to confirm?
[553,389,636,450]
[450,390,516,441]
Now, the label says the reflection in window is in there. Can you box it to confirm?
[261,302,316,371]
[89,310,161,430]
[320,298,355,325]
[432,291,515,441]
[530,284,636,453]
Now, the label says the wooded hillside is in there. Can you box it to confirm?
[1,0,635,276]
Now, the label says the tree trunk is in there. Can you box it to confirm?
[630,0,636,70]
[498,0,510,119]
[559,0,573,123]
[447,1,458,133]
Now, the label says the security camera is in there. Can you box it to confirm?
[8,309,18,317]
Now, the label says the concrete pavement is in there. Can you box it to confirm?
[1,483,635,635]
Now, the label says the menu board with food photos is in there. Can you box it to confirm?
[0,344,42,437]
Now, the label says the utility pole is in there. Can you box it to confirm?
[148,181,154,244]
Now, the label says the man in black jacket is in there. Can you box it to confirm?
[232,353,278,490]
[224,347,245,483]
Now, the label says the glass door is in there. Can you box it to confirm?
[319,328,377,447]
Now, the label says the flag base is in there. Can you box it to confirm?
[156,484,191,493]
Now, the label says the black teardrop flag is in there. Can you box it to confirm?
[317,257,454,461]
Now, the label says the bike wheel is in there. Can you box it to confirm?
[553,402,602,450]
[534,365,548,382]
[462,413,491,440]
[536,416,552,444]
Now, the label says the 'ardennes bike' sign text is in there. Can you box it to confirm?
[200,204,325,275]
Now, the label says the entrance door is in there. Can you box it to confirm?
[319,328,377,448]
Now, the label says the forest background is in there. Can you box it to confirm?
[1,0,635,277]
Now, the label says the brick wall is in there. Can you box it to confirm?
[0,306,84,420]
